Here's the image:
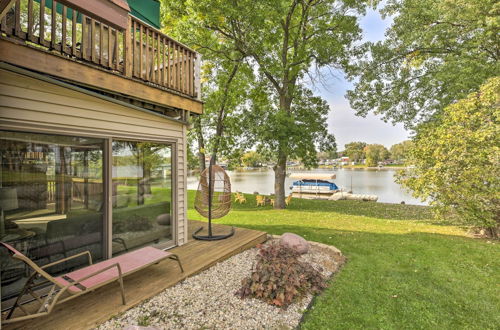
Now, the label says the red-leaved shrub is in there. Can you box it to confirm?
[236,242,327,308]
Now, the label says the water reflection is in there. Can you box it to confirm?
[188,168,426,205]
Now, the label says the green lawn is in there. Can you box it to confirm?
[187,191,500,329]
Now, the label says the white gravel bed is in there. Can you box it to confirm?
[96,239,344,330]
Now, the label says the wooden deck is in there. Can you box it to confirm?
[2,221,267,330]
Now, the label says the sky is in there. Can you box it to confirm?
[315,6,410,150]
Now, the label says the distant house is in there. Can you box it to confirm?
[0,0,201,306]
[340,157,350,166]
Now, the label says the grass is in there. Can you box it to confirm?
[187,191,500,329]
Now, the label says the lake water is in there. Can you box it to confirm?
[187,168,426,205]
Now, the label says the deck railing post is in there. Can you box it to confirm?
[124,15,132,77]
[194,53,202,100]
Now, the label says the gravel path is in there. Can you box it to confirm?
[96,239,344,330]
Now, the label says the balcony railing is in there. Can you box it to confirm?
[0,0,200,99]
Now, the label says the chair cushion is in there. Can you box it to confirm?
[55,247,172,290]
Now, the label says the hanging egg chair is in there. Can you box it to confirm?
[193,163,234,240]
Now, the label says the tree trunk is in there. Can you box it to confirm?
[273,151,287,209]
[194,117,206,172]
[273,92,292,209]
[143,165,152,195]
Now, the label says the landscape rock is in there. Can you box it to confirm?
[156,213,171,226]
[280,232,309,254]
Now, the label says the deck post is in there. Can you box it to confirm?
[194,53,202,100]
[124,15,132,77]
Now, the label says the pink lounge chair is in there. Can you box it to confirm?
[0,242,183,324]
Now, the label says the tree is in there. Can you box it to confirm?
[317,150,337,161]
[161,3,255,172]
[398,77,500,237]
[390,140,413,161]
[347,0,500,128]
[241,151,265,168]
[189,59,252,171]
[344,142,367,163]
[364,144,389,167]
[162,0,366,208]
[186,138,199,171]
[245,85,336,174]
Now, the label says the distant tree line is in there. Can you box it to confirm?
[336,140,413,167]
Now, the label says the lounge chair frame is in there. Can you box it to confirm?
[0,242,183,325]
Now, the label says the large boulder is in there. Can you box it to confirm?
[279,233,309,254]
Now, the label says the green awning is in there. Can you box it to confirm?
[35,0,160,29]
[35,0,81,22]
[127,0,160,29]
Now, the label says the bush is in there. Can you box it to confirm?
[112,215,153,234]
[236,242,327,308]
[399,77,500,237]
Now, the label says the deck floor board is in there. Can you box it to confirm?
[2,220,267,330]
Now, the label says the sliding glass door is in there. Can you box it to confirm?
[111,141,173,255]
[0,130,105,301]
[0,131,175,303]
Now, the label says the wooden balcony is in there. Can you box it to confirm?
[0,0,202,114]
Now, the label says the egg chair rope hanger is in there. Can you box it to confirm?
[193,157,234,240]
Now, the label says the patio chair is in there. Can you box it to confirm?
[237,193,246,204]
[0,242,183,324]
[234,192,246,204]
[256,195,266,206]
[285,195,293,206]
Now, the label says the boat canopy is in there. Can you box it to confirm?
[289,173,336,180]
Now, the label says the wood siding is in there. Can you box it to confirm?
[0,68,189,246]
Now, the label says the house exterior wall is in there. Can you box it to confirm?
[0,68,189,247]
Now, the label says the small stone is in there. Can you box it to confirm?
[280,233,309,254]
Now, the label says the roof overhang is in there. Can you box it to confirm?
[58,0,130,30]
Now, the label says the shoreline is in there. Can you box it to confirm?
[340,166,407,171]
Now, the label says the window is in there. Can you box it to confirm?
[0,132,175,304]
[111,141,173,255]
[0,131,105,301]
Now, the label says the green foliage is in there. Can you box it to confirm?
[344,141,367,163]
[246,86,336,168]
[198,60,254,159]
[236,242,327,308]
[390,140,413,161]
[161,1,255,166]
[399,77,500,233]
[112,215,153,234]
[347,0,500,127]
[186,139,199,170]
[240,151,266,168]
[364,144,390,167]
[137,314,151,327]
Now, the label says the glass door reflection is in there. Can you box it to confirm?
[111,141,173,255]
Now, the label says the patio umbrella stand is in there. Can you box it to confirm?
[193,160,234,241]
